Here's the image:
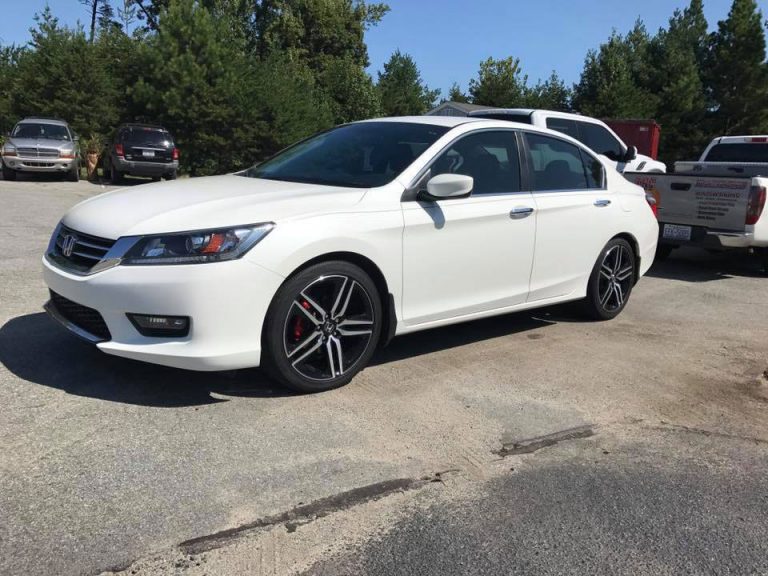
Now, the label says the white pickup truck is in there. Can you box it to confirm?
[627,135,768,271]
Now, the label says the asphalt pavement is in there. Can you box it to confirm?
[0,175,766,576]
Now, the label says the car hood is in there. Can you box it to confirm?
[62,175,368,239]
[10,137,73,149]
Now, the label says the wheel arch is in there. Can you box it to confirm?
[275,251,397,347]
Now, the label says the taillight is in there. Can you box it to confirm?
[746,185,767,225]
[645,193,658,218]
[172,147,179,161]
[115,143,124,157]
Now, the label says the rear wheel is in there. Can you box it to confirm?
[110,161,123,184]
[165,170,177,180]
[262,261,382,392]
[2,165,16,181]
[584,238,636,321]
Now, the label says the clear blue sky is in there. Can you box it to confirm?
[2,0,767,95]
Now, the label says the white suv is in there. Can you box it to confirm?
[468,109,667,174]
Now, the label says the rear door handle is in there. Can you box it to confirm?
[510,206,535,218]
[594,199,612,207]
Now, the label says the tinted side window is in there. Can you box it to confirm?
[578,122,624,160]
[580,149,605,189]
[430,131,521,195]
[525,133,589,191]
[545,117,580,140]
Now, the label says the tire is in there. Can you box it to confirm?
[110,161,123,184]
[66,165,80,182]
[655,244,674,261]
[759,249,768,276]
[262,261,383,392]
[584,238,636,321]
[151,176,161,182]
[165,170,177,180]
[2,165,16,181]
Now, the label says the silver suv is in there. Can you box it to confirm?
[2,117,80,181]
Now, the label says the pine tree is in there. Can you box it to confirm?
[468,57,528,107]
[525,71,572,111]
[377,50,439,116]
[708,0,768,135]
[447,83,468,103]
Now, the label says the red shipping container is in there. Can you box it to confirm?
[603,119,661,160]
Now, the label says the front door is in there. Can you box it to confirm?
[401,130,536,326]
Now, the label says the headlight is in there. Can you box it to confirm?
[121,223,274,265]
[2,143,17,156]
[59,146,76,159]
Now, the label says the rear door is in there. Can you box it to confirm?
[523,131,618,301]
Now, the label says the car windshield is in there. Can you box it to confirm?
[13,123,71,141]
[243,122,450,188]
[705,143,768,163]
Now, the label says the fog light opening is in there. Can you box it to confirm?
[127,313,190,337]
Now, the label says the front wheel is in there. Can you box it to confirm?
[262,261,382,392]
[584,238,636,321]
[2,165,16,181]
[66,165,80,182]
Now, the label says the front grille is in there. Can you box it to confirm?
[51,225,116,273]
[49,290,111,341]
[23,161,55,167]
[17,147,60,158]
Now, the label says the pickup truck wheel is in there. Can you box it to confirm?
[2,165,16,181]
[584,238,635,321]
[261,261,382,393]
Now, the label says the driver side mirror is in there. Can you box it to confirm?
[623,145,637,163]
[423,173,473,199]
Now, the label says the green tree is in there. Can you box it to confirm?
[648,0,710,163]
[573,24,657,118]
[525,71,572,110]
[318,55,381,123]
[377,50,439,116]
[468,57,528,107]
[447,82,468,103]
[12,8,119,138]
[0,46,22,134]
[708,0,768,134]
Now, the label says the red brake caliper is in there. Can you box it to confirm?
[294,300,312,341]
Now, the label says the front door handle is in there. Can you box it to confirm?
[510,206,535,218]
[594,199,612,207]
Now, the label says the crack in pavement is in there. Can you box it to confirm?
[179,473,455,556]
[494,425,596,457]
[655,422,768,446]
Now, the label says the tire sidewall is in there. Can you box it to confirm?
[586,238,635,321]
[263,261,383,393]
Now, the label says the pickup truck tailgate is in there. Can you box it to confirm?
[627,173,750,232]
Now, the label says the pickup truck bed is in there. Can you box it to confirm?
[626,171,768,269]
[674,161,768,179]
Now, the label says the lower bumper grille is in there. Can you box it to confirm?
[46,290,111,342]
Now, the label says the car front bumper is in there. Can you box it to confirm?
[42,255,285,371]
[3,155,76,173]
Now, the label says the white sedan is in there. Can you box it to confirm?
[43,117,658,392]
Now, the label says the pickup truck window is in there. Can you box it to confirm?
[525,132,590,191]
[545,118,580,140]
[576,122,624,161]
[705,143,768,163]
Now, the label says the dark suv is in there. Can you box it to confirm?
[105,124,178,183]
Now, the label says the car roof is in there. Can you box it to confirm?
[17,117,69,127]
[119,123,169,130]
[357,115,487,128]
[468,108,606,124]
[711,135,768,143]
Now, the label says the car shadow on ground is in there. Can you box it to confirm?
[647,247,766,283]
[0,308,564,407]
